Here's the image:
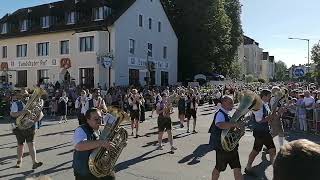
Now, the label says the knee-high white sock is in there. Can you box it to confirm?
[278,136,284,147]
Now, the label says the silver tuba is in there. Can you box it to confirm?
[16,87,46,130]
[221,90,262,152]
[88,107,129,177]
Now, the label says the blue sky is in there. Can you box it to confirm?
[0,0,319,67]
[240,0,320,67]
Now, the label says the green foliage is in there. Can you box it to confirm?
[275,60,288,81]
[258,78,266,83]
[245,74,254,83]
[311,44,320,84]
[161,0,243,80]
[228,61,242,79]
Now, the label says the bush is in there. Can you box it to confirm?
[258,78,266,83]
[245,74,254,83]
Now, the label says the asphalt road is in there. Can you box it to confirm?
[1,104,319,180]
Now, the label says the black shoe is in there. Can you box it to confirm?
[187,130,190,133]
[180,124,184,128]
[244,168,256,177]
[192,130,198,134]
[32,162,43,169]
[16,161,22,168]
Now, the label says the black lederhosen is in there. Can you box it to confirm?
[130,110,140,121]
[178,110,185,116]
[186,109,197,119]
[253,132,276,152]
[14,127,35,145]
[157,116,172,132]
[215,149,241,172]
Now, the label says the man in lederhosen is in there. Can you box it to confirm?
[10,90,43,169]
[245,89,285,176]
[209,96,243,180]
[186,89,199,133]
[128,89,142,138]
[72,108,115,180]
[75,90,89,125]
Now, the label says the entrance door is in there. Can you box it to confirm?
[129,69,139,86]
[17,70,27,87]
[79,68,94,88]
[64,71,71,84]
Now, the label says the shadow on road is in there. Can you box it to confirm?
[40,130,74,137]
[178,144,213,165]
[285,130,320,143]
[115,149,168,173]
[244,151,271,180]
[0,142,72,165]
[142,132,192,148]
[0,132,14,138]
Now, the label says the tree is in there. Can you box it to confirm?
[161,0,242,80]
[274,60,288,81]
[311,43,320,84]
[228,61,242,79]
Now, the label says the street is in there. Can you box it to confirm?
[1,104,320,180]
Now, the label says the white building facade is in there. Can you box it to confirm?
[0,0,178,88]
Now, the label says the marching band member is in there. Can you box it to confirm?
[156,93,177,152]
[209,96,243,180]
[245,90,285,176]
[88,89,108,112]
[72,108,115,180]
[10,90,43,169]
[128,89,141,138]
[58,91,68,124]
[186,89,199,133]
[177,90,187,128]
[75,90,89,125]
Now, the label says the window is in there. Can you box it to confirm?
[17,44,27,57]
[79,68,94,88]
[20,20,28,32]
[41,16,50,28]
[66,12,76,24]
[158,21,161,32]
[163,46,167,59]
[16,70,27,87]
[139,14,143,27]
[80,36,94,52]
[1,23,7,34]
[93,6,112,20]
[37,42,49,56]
[129,69,139,86]
[2,46,7,58]
[161,71,169,86]
[148,18,152,30]
[147,43,153,57]
[60,40,69,54]
[129,39,135,54]
[37,69,49,84]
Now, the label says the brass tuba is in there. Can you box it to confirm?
[16,87,46,130]
[88,107,129,177]
[221,90,262,152]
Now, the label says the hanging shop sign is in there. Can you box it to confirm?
[60,58,72,69]
[0,62,8,71]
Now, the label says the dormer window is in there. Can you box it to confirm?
[0,23,8,34]
[20,20,28,32]
[41,16,50,28]
[66,12,76,25]
[93,6,112,21]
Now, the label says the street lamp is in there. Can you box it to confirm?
[288,37,310,66]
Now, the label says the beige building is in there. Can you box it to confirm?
[0,0,178,88]
[243,36,263,78]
